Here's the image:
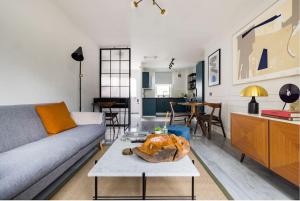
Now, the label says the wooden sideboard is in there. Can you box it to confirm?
[231,112,300,187]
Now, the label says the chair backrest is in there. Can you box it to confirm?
[205,103,222,119]
[169,102,177,115]
[96,101,116,113]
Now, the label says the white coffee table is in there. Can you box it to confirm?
[88,137,200,200]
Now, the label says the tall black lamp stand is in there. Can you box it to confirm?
[71,47,84,112]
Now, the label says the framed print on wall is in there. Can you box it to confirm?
[233,0,300,85]
[208,49,221,87]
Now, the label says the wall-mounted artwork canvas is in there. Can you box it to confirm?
[233,0,300,85]
[208,49,221,87]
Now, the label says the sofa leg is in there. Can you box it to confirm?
[99,143,104,151]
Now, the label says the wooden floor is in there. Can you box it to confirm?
[190,132,300,200]
[51,146,227,200]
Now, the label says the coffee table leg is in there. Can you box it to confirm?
[192,160,195,200]
[94,160,98,200]
[142,172,146,200]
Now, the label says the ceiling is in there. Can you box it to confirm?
[53,0,274,69]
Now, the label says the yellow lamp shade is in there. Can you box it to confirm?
[240,85,268,97]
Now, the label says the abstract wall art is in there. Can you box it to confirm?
[208,49,221,87]
[233,0,300,84]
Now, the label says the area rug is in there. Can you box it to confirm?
[51,146,228,200]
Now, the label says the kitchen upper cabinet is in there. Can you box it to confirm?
[196,61,205,114]
[142,72,150,88]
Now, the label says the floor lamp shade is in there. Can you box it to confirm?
[71,47,84,61]
[71,46,84,112]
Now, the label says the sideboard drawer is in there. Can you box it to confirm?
[269,121,299,186]
[231,113,269,167]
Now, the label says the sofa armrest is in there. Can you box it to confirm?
[71,112,105,125]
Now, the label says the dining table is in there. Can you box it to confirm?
[178,102,205,126]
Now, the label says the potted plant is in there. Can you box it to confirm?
[154,127,162,134]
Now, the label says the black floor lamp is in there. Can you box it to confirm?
[71,47,84,112]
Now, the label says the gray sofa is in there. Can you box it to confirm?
[0,104,106,200]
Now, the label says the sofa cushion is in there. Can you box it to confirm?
[0,124,105,199]
[35,102,77,135]
[0,105,47,153]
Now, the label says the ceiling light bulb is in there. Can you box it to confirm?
[133,1,139,7]
[161,9,166,15]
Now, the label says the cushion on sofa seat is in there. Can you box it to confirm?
[0,124,104,199]
[0,105,48,153]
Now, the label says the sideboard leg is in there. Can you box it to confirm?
[240,153,246,163]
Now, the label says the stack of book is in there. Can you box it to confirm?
[261,110,300,121]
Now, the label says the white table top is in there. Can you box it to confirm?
[88,138,200,177]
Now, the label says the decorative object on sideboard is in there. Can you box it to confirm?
[279,84,300,110]
[233,0,300,85]
[208,49,221,87]
[71,46,84,112]
[260,84,299,121]
[290,101,300,112]
[261,110,300,121]
[240,85,268,114]
[133,0,166,15]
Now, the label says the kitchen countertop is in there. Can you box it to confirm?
[142,97,187,99]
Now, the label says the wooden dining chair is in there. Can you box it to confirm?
[196,103,226,139]
[169,102,190,125]
[96,101,120,140]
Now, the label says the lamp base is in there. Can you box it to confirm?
[248,96,259,114]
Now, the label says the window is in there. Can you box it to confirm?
[156,84,171,97]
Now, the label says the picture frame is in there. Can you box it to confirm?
[232,0,300,85]
[208,49,221,87]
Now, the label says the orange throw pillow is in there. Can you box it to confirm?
[35,102,77,135]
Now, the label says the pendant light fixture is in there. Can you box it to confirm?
[133,0,166,15]
[169,58,175,69]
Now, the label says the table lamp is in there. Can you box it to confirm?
[240,85,268,114]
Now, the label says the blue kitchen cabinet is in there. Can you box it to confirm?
[156,98,188,113]
[142,98,156,116]
[156,98,170,113]
[196,61,205,113]
[172,98,188,113]
[142,72,150,88]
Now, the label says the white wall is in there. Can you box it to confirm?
[0,0,99,111]
[204,0,300,138]
[131,69,142,114]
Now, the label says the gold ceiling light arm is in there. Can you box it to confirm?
[133,0,166,15]
[152,0,166,15]
[133,0,143,8]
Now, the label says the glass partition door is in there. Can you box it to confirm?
[100,48,131,128]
